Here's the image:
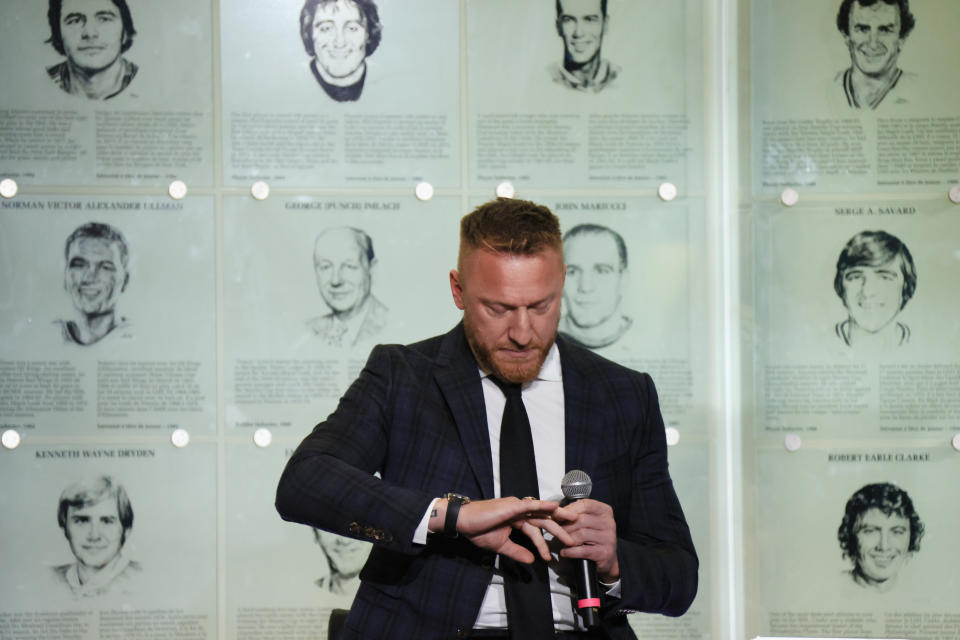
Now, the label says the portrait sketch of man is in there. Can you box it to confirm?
[307,226,388,348]
[312,528,370,596]
[45,0,139,100]
[833,230,916,349]
[549,0,620,93]
[835,0,916,109]
[559,223,632,349]
[56,221,132,346]
[837,482,923,593]
[52,475,142,598]
[299,0,382,102]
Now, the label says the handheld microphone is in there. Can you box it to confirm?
[560,470,600,628]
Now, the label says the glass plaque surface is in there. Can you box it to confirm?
[467,0,704,194]
[0,0,215,187]
[0,442,217,639]
[751,0,960,195]
[220,0,460,188]
[552,197,709,436]
[226,442,369,639]
[223,194,461,431]
[750,444,959,639]
[752,199,960,441]
[0,196,217,436]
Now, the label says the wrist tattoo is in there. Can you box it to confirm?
[431,509,438,517]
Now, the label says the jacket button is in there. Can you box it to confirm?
[456,629,471,638]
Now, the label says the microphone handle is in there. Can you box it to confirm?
[575,556,600,628]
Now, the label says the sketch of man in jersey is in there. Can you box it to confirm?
[299,0,382,102]
[833,230,916,349]
[307,226,388,347]
[838,482,924,592]
[52,475,142,598]
[559,223,632,348]
[312,528,370,596]
[45,0,139,100]
[56,222,132,346]
[549,0,620,93]
[835,0,916,109]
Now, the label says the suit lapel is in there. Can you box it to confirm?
[558,337,602,477]
[433,324,496,499]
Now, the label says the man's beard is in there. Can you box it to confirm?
[462,314,557,384]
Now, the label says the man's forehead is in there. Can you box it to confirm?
[63,0,120,16]
[68,236,121,257]
[851,1,900,24]
[68,497,118,516]
[316,0,361,19]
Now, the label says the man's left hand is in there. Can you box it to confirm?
[557,498,619,582]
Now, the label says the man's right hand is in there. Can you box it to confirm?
[432,497,578,564]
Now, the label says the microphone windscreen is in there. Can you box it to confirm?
[561,470,592,500]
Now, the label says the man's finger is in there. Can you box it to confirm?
[527,516,576,547]
[518,520,552,561]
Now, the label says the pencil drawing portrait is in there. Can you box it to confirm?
[300,0,382,102]
[835,0,916,109]
[52,475,142,598]
[549,0,620,93]
[307,226,388,347]
[56,221,132,346]
[46,0,139,100]
[838,482,923,592]
[833,230,915,349]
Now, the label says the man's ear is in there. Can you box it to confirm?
[122,271,130,292]
[449,269,465,310]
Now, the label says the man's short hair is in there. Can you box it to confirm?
[837,482,923,560]
[299,0,383,58]
[64,222,130,270]
[555,0,608,19]
[563,223,628,270]
[46,0,137,56]
[833,230,916,310]
[458,198,563,269]
[836,0,916,38]
[57,475,134,536]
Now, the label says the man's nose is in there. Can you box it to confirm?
[875,530,889,550]
[508,309,533,346]
[577,271,596,293]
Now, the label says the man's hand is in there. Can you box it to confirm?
[557,499,619,582]
[446,497,577,564]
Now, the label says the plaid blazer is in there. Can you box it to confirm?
[276,323,697,639]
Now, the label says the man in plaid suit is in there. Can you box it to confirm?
[277,198,697,639]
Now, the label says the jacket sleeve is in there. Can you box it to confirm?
[606,373,699,618]
[275,344,435,556]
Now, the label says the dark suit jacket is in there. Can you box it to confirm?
[276,323,697,639]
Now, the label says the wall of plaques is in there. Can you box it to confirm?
[0,0,956,638]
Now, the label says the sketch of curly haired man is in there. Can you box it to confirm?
[838,482,923,592]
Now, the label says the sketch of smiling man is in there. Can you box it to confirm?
[56,222,132,346]
[833,230,916,349]
[835,0,916,109]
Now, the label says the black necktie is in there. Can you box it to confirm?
[491,376,555,638]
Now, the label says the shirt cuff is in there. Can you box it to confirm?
[413,497,442,545]
[600,578,622,599]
